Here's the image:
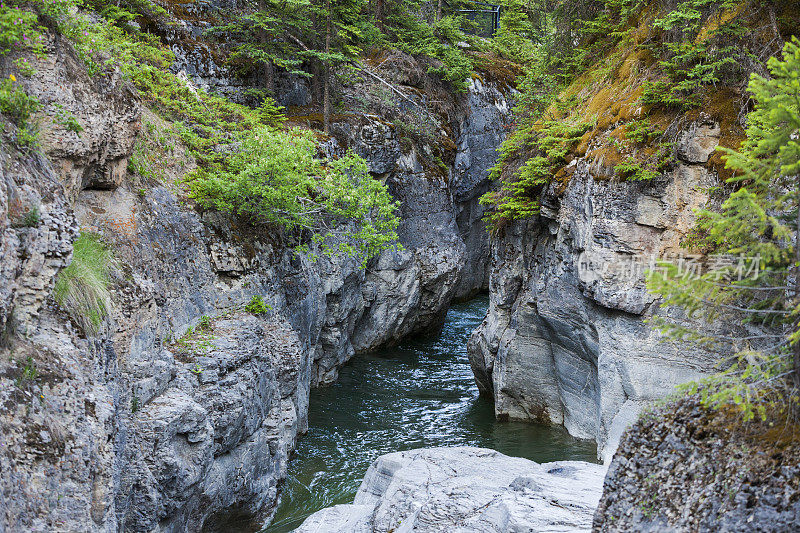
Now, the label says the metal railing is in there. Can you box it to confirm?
[457,1,501,38]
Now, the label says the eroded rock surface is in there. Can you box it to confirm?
[593,397,800,532]
[29,34,140,196]
[468,118,725,462]
[296,447,607,533]
[0,28,509,533]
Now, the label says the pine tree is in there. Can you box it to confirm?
[207,0,313,93]
[649,38,800,420]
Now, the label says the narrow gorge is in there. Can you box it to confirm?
[1,1,799,532]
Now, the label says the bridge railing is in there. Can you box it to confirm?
[456,1,501,38]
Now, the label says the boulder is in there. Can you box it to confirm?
[295,447,607,533]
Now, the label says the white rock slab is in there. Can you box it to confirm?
[294,447,607,533]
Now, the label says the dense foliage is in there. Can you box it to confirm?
[188,128,400,264]
[207,0,487,130]
[481,0,797,228]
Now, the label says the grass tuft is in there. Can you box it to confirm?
[53,232,119,335]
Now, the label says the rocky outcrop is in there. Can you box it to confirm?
[29,33,140,196]
[0,144,77,339]
[468,117,725,462]
[593,396,800,532]
[119,313,310,531]
[0,25,509,533]
[451,78,511,300]
[0,29,138,338]
[295,447,607,533]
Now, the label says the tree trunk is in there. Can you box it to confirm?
[323,0,331,134]
[794,188,800,391]
[258,0,274,95]
[264,61,274,95]
[311,62,323,105]
[437,0,443,21]
[376,0,384,31]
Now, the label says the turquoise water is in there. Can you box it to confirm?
[263,295,598,532]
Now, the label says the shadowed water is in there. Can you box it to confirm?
[263,295,598,532]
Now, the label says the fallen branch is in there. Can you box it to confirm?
[350,62,418,107]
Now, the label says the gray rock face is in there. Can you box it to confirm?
[468,120,725,462]
[296,447,607,533]
[593,396,800,532]
[119,314,310,531]
[0,144,77,337]
[0,30,138,338]
[451,79,512,300]
[0,31,509,533]
[27,34,140,197]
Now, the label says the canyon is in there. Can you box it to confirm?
[2,1,797,532]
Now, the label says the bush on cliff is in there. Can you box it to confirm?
[187,127,401,265]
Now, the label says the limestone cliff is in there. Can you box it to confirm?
[467,117,728,461]
[0,25,509,533]
[462,0,792,461]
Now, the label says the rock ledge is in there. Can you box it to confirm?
[295,446,606,533]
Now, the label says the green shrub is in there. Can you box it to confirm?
[642,0,753,110]
[187,127,400,264]
[130,392,140,413]
[0,76,38,147]
[390,14,476,90]
[245,295,271,315]
[54,233,119,335]
[624,119,662,144]
[612,137,674,181]
[197,315,212,332]
[53,104,83,133]
[11,205,39,228]
[14,356,37,388]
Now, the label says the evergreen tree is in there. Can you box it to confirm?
[649,38,800,420]
[207,0,313,94]
[311,0,365,132]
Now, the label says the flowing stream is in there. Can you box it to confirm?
[263,295,598,532]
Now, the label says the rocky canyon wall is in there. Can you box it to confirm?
[468,117,727,461]
[0,27,509,533]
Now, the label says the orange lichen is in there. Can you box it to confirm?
[587,144,626,169]
[696,2,748,43]
[471,52,524,90]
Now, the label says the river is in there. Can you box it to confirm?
[263,295,598,532]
